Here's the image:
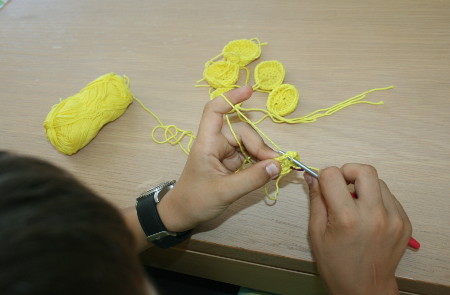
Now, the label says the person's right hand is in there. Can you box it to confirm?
[304,164,412,295]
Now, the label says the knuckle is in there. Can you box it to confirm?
[390,216,405,236]
[336,211,358,231]
[203,100,215,114]
[319,166,341,181]
[368,210,388,233]
[360,164,378,178]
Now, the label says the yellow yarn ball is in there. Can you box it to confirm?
[203,60,240,88]
[254,60,286,91]
[43,73,133,155]
[222,38,263,67]
[266,83,299,117]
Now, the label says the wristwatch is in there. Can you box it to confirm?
[135,180,192,248]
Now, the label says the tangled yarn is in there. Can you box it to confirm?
[133,97,195,155]
[254,60,286,91]
[44,73,133,155]
[266,84,299,116]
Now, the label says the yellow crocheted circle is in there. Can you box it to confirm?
[254,60,285,91]
[222,39,262,67]
[203,60,240,89]
[266,84,299,117]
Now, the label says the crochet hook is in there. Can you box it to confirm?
[277,150,420,250]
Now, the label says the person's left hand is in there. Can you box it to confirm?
[157,86,281,232]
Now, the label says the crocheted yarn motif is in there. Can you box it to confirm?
[203,60,240,89]
[254,60,286,91]
[267,84,299,116]
[222,38,265,67]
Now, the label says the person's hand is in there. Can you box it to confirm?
[305,164,412,295]
[157,86,281,232]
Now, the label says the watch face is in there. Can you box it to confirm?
[154,182,175,203]
[137,180,176,201]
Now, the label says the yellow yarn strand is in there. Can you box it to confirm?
[240,86,393,125]
[220,94,281,151]
[225,115,253,171]
[133,97,195,155]
[219,94,303,200]
[44,73,133,155]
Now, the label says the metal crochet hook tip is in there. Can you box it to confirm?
[278,150,319,179]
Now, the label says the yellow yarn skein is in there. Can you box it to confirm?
[266,84,299,117]
[44,73,133,155]
[222,38,266,67]
[254,60,286,92]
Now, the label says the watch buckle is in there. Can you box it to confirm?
[147,231,177,242]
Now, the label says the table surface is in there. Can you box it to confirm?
[1,0,449,291]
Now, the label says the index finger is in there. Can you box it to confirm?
[197,86,253,137]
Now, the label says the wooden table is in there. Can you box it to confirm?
[1,1,449,294]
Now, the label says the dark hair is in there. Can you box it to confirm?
[0,152,147,295]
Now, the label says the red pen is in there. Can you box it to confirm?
[278,150,421,250]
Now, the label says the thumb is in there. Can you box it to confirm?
[222,159,281,203]
[305,173,327,235]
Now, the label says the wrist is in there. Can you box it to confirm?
[157,188,196,232]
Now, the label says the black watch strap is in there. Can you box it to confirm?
[136,185,192,248]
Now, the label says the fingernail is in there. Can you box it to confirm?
[304,173,312,184]
[266,163,280,179]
